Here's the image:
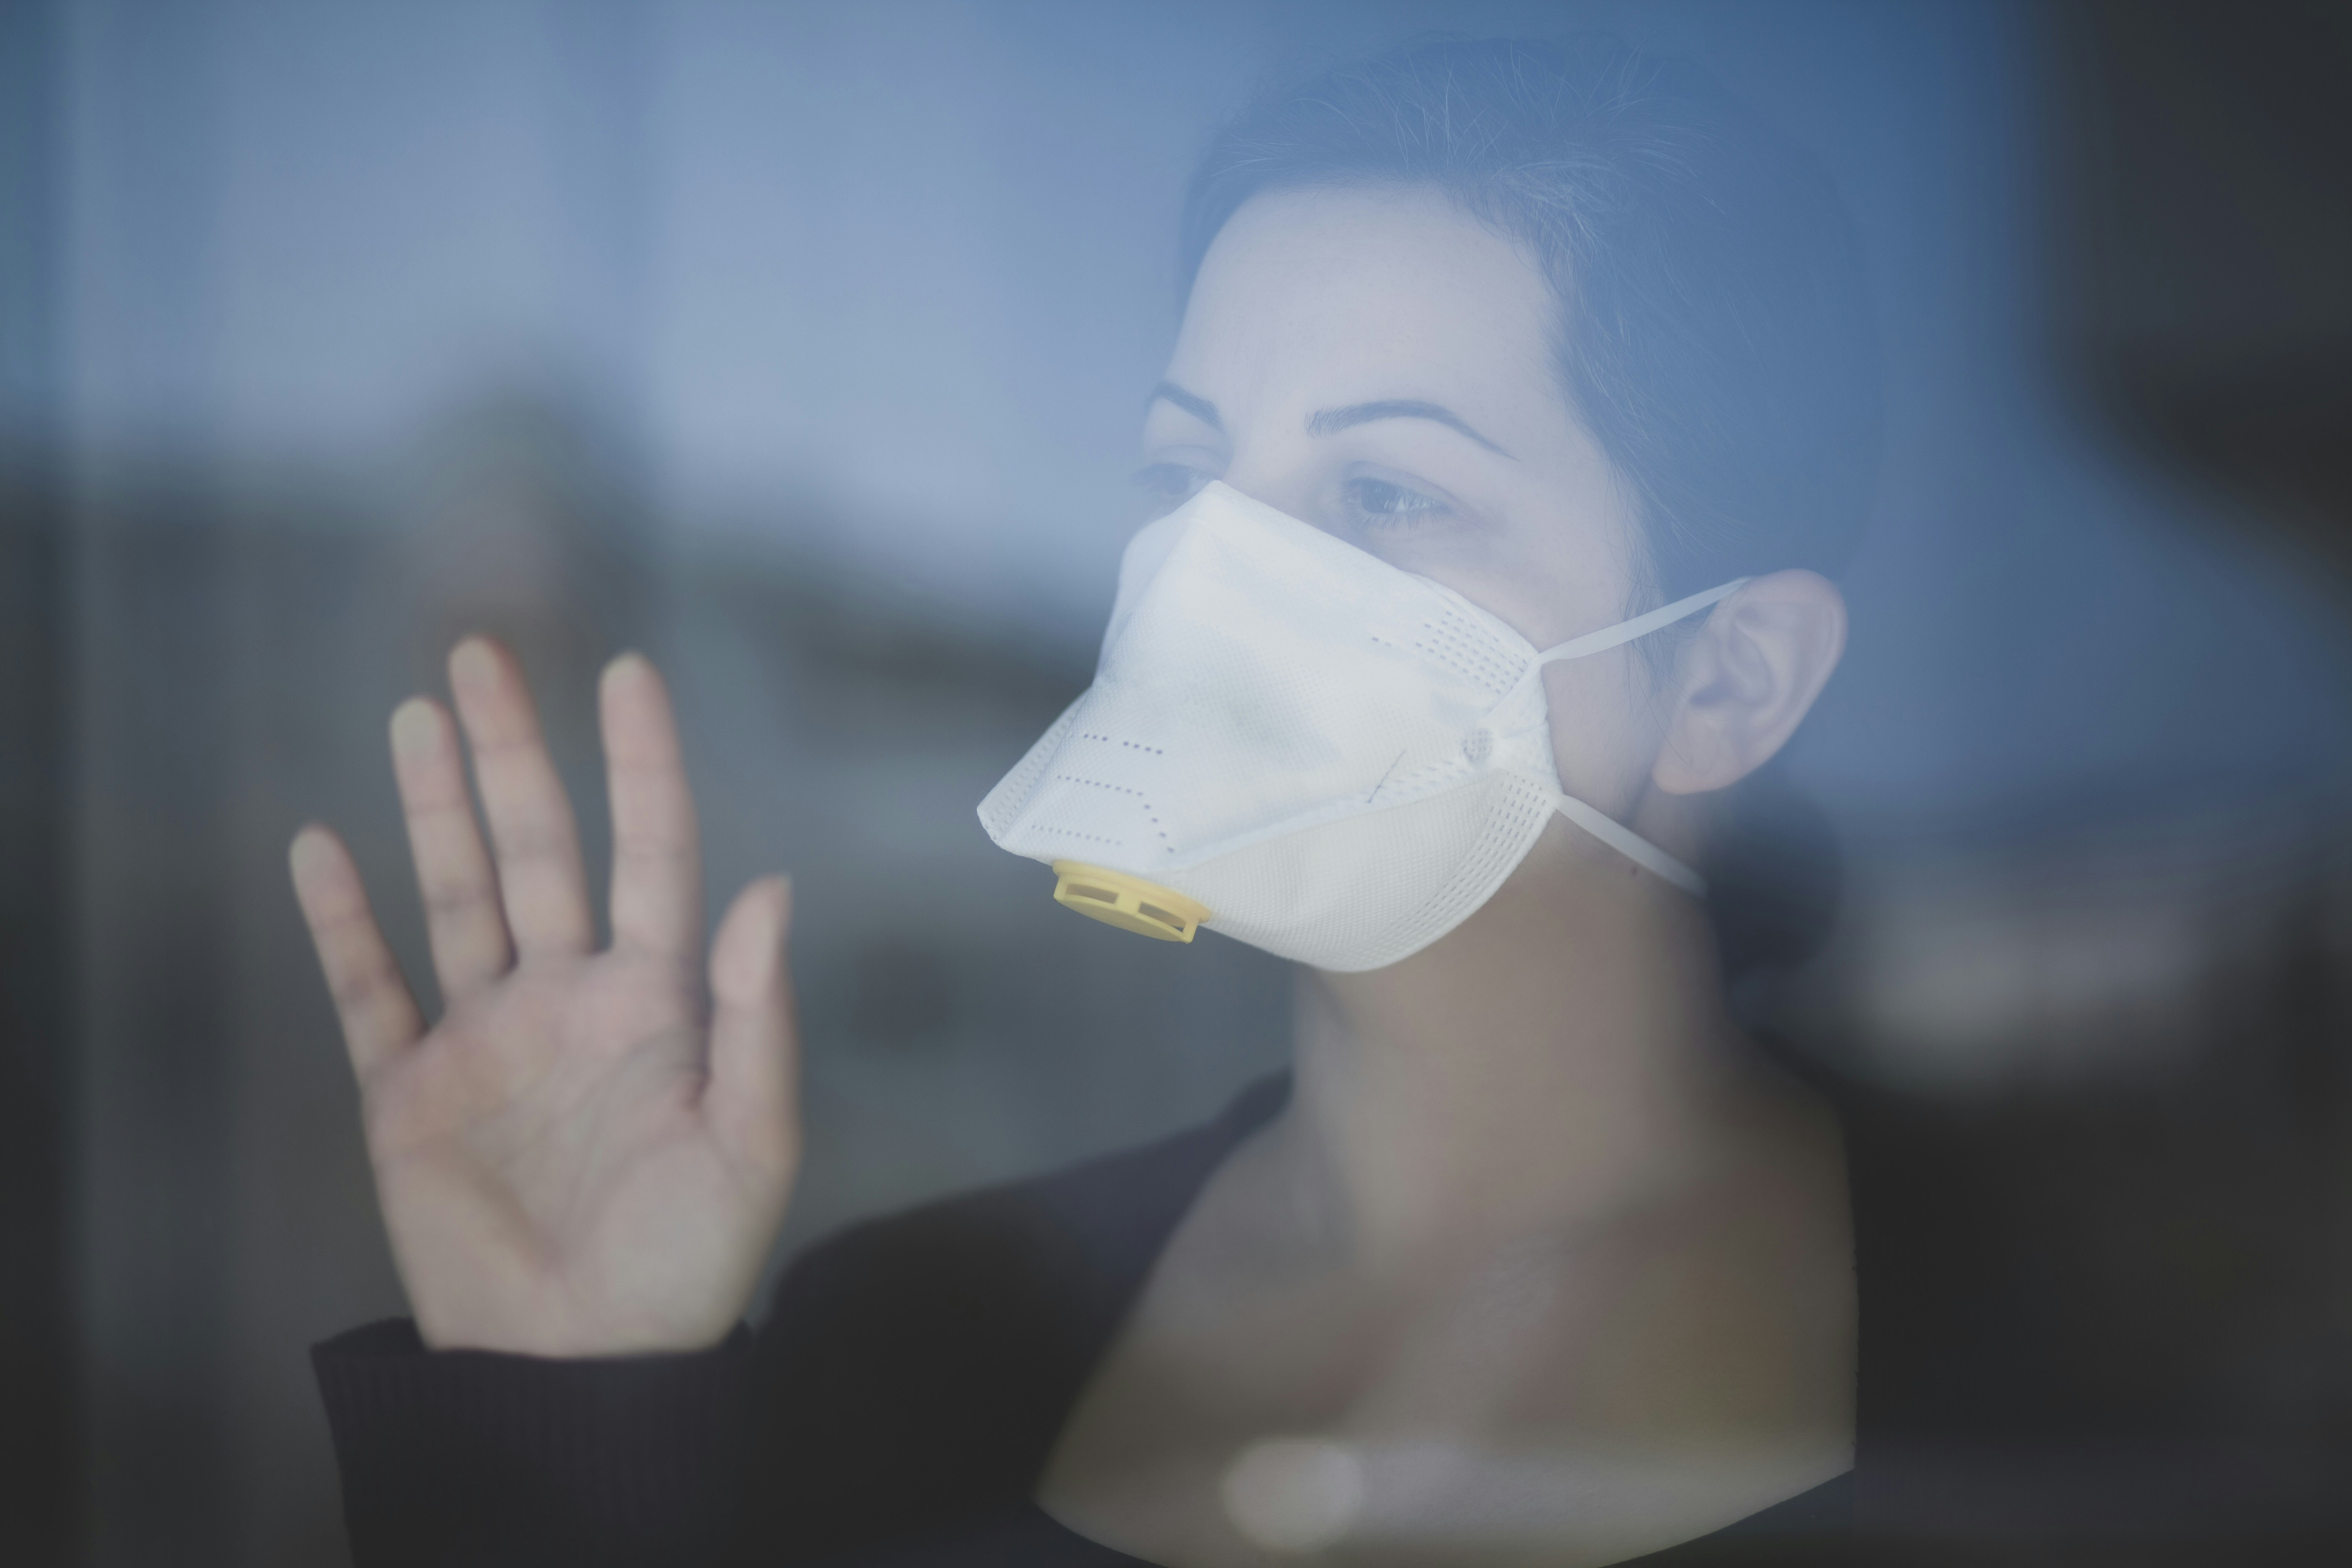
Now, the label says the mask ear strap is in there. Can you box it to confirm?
[1546,790,1708,896]
[1500,578,1749,898]
[1531,577,1751,668]
[1490,578,1750,718]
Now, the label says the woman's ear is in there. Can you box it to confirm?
[1651,570,1847,796]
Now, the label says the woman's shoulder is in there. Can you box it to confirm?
[769,1071,1289,1344]
[740,1075,1288,1553]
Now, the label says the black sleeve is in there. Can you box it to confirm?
[312,1318,759,1568]
[311,1087,1273,1568]
[310,1197,1127,1568]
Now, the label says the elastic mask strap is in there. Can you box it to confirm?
[1501,578,1746,899]
[1547,790,1708,897]
[1533,577,1750,667]
[1489,579,1749,720]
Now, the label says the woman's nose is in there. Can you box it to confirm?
[1211,462,1325,539]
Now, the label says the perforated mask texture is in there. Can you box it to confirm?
[978,483,1583,971]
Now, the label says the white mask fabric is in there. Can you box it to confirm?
[977,482,1746,972]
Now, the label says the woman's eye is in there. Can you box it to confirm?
[1342,477,1450,528]
[1132,462,1210,505]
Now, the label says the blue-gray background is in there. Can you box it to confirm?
[53,0,2352,819]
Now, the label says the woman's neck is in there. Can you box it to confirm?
[1276,820,1774,1277]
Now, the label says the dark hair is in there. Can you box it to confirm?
[1180,35,1879,972]
[1181,34,1880,611]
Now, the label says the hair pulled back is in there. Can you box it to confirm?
[1181,36,1880,972]
[1181,34,1882,610]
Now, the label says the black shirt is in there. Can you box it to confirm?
[314,1075,1852,1566]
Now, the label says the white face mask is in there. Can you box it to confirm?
[977,482,1745,972]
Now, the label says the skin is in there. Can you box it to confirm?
[290,648,798,1355]
[291,183,1852,1564]
[1037,187,1854,1566]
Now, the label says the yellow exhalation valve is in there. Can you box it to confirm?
[1050,860,1211,943]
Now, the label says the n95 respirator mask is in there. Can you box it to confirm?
[977,482,1744,972]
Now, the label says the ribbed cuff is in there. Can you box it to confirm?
[313,1318,752,1568]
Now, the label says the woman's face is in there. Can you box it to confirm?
[1145,185,1671,822]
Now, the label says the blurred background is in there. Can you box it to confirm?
[3,0,2350,1562]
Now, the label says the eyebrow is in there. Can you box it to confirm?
[1147,382,1515,461]
[1307,400,1514,459]
[1148,380,1222,431]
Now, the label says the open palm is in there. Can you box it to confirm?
[291,638,798,1355]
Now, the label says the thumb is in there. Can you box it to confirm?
[707,874,800,1182]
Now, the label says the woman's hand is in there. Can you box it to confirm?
[291,637,798,1356]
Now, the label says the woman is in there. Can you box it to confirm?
[293,35,1878,1568]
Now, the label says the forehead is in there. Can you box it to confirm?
[1171,186,1565,433]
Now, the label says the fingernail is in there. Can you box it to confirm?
[390,698,440,758]
[603,650,652,686]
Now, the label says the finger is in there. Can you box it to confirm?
[446,637,594,959]
[706,876,800,1180]
[290,825,425,1081]
[390,697,513,1002]
[601,653,703,965]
